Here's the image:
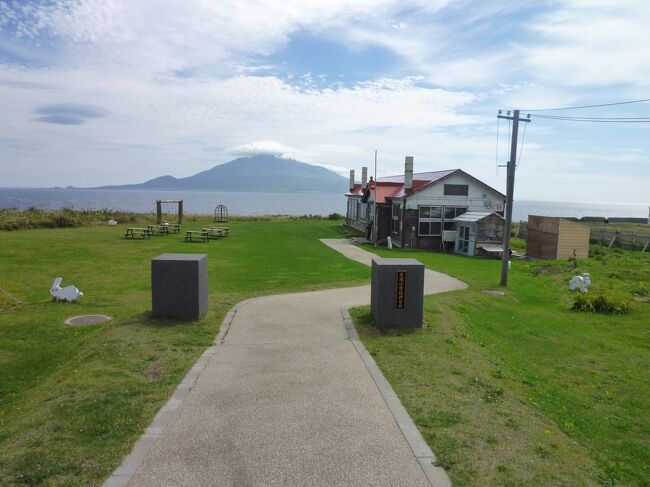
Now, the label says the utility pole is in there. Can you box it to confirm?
[497,109,531,286]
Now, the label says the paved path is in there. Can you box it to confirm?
[106,239,465,487]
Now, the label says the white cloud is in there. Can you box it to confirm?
[1,0,649,203]
[524,0,650,88]
[227,140,311,160]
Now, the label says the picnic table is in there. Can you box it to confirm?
[147,224,171,236]
[124,227,152,239]
[161,223,181,233]
[184,230,209,242]
[202,226,230,238]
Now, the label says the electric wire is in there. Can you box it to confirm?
[517,121,527,167]
[495,116,500,175]
[529,114,650,123]
[522,98,650,112]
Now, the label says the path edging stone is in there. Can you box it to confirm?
[103,305,240,487]
[341,308,452,487]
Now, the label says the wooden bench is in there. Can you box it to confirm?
[185,231,209,242]
[147,224,170,236]
[201,227,228,239]
[124,227,151,239]
[161,223,181,233]
[203,227,229,238]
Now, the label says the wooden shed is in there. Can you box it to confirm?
[526,215,590,260]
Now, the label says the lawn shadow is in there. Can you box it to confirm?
[120,310,206,328]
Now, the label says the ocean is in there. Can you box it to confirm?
[0,187,648,222]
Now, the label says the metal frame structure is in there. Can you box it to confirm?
[214,204,228,223]
[156,199,183,224]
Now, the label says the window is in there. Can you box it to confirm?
[360,202,367,222]
[443,206,467,230]
[418,206,442,236]
[391,202,400,234]
[458,225,470,254]
[444,184,468,196]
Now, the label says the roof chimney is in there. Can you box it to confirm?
[404,156,414,191]
[349,169,355,192]
[361,166,368,190]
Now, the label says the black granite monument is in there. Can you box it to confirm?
[152,253,208,319]
[371,257,424,329]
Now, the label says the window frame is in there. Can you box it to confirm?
[391,202,401,234]
[442,206,467,231]
[418,205,443,236]
[443,184,469,196]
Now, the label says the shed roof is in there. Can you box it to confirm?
[453,211,505,223]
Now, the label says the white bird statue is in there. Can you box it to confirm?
[50,277,84,302]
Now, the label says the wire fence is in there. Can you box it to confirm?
[515,221,650,251]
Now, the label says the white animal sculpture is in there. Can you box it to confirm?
[50,277,84,302]
[107,219,118,225]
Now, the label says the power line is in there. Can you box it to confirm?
[495,116,500,175]
[529,114,650,123]
[517,120,528,165]
[522,98,650,112]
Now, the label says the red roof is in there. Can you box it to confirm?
[347,169,505,203]
[368,170,457,203]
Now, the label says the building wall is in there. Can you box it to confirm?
[557,219,591,259]
[404,173,505,213]
[346,196,368,232]
[376,205,392,245]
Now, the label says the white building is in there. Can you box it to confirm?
[346,157,506,249]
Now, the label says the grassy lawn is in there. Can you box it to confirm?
[0,219,369,486]
[352,245,649,486]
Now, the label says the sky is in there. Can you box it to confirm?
[0,0,649,204]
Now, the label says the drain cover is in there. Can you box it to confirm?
[482,290,505,296]
[65,315,112,326]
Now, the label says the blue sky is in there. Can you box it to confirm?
[0,0,649,204]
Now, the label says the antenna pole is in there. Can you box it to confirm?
[374,150,377,181]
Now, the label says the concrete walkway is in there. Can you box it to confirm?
[106,239,465,487]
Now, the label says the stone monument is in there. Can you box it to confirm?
[152,253,208,319]
[371,257,424,329]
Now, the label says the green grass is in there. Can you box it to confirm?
[353,245,650,486]
[0,219,369,486]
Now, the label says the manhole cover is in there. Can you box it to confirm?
[482,290,505,296]
[65,315,112,326]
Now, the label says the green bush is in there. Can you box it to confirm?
[328,212,344,220]
[571,292,631,314]
[629,282,648,297]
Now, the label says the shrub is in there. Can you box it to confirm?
[629,282,648,297]
[571,292,631,314]
[328,212,343,220]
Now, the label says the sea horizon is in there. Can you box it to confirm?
[0,187,648,222]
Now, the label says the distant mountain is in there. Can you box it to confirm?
[95,155,347,193]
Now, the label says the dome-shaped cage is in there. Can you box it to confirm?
[214,204,229,223]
